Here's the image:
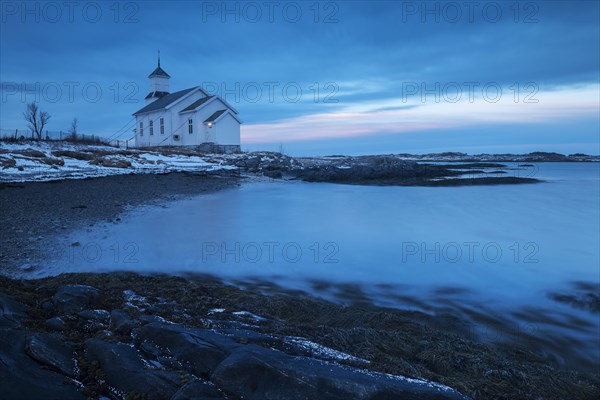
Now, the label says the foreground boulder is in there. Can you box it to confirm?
[85,338,181,400]
[0,330,84,400]
[0,292,29,328]
[136,322,236,377]
[52,284,100,312]
[212,345,470,400]
[110,308,135,335]
[25,332,78,378]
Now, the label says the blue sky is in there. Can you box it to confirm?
[1,0,598,155]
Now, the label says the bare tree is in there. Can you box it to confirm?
[39,111,51,139]
[69,117,78,139]
[23,102,39,139]
[23,102,51,140]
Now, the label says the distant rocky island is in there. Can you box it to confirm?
[376,151,599,162]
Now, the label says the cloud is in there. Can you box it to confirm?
[242,83,600,143]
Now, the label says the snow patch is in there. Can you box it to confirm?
[232,310,267,321]
[0,141,238,182]
[286,337,369,364]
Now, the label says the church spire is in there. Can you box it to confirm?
[148,52,170,79]
[146,52,170,104]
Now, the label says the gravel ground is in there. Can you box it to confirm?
[0,171,240,276]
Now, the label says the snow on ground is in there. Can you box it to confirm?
[285,336,370,364]
[231,310,268,321]
[0,141,238,182]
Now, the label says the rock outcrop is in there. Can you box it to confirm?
[0,285,471,400]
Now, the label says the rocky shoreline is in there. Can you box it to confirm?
[0,274,468,400]
[1,272,599,400]
[1,142,546,186]
[1,144,597,399]
[231,153,541,185]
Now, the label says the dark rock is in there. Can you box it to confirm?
[111,309,135,335]
[0,330,84,400]
[0,156,17,168]
[40,157,65,166]
[211,345,470,400]
[77,309,110,332]
[16,148,46,158]
[50,150,94,160]
[200,318,260,330]
[549,291,600,314]
[0,292,29,328]
[77,320,106,333]
[242,156,261,172]
[294,156,418,184]
[217,328,281,347]
[263,170,282,179]
[25,332,78,378]
[85,338,180,400]
[136,322,235,377]
[40,299,54,311]
[45,316,66,331]
[139,314,170,325]
[78,309,110,323]
[53,284,99,312]
[146,301,178,315]
[91,157,132,168]
[170,380,224,400]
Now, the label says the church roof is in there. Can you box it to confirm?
[180,96,215,113]
[148,65,170,78]
[133,87,197,115]
[204,110,227,123]
[144,91,169,100]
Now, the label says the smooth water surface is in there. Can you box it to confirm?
[46,163,600,369]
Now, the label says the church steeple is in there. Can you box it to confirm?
[148,50,170,79]
[146,50,170,104]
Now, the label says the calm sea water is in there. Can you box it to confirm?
[46,162,600,370]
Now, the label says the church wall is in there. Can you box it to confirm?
[214,113,241,146]
[134,88,241,148]
[149,76,169,92]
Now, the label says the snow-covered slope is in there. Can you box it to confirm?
[0,142,237,182]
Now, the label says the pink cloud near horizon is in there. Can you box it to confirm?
[241,84,600,144]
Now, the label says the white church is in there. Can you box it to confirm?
[133,55,241,152]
